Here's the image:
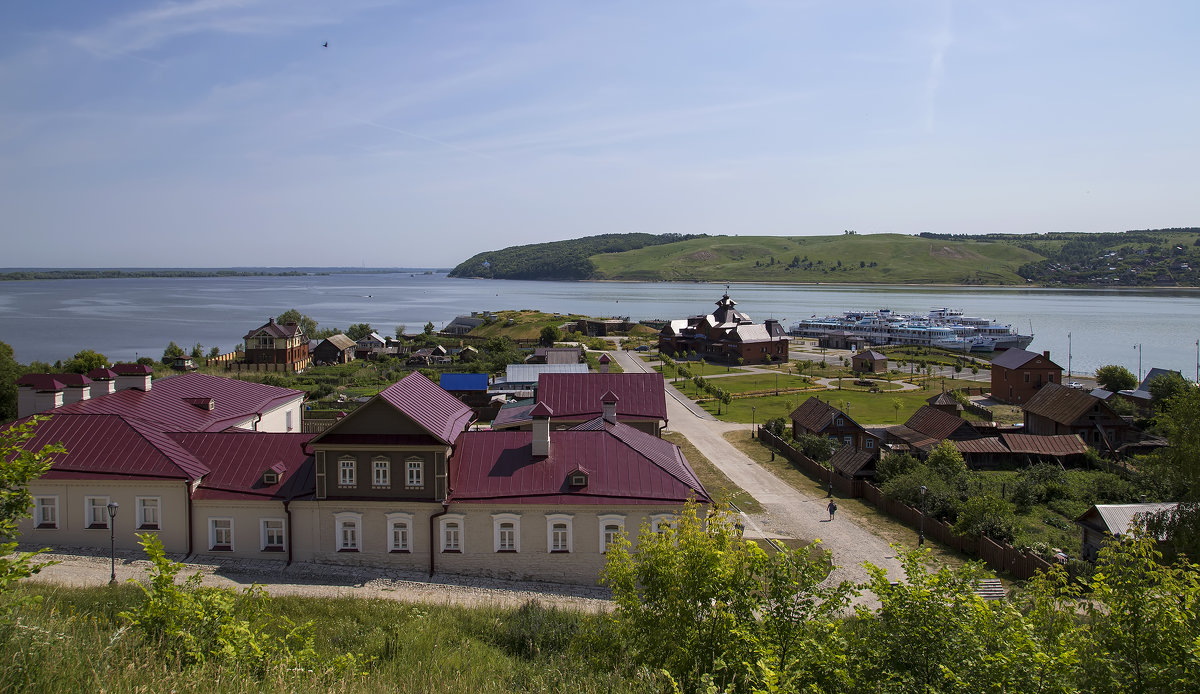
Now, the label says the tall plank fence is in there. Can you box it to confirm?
[758,428,1052,580]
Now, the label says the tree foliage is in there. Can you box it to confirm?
[1095,364,1138,392]
[448,233,703,280]
[62,349,107,374]
[539,325,561,347]
[162,341,185,364]
[346,323,374,341]
[276,309,318,338]
[0,342,20,422]
[0,418,62,615]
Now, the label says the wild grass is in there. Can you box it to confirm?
[2,584,648,694]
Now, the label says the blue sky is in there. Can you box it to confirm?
[3,1,1198,268]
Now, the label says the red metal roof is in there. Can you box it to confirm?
[86,367,119,380]
[536,373,667,421]
[17,374,70,391]
[243,318,303,340]
[171,432,314,501]
[20,414,209,480]
[315,433,442,447]
[377,372,475,445]
[54,372,303,432]
[112,363,153,375]
[449,421,708,505]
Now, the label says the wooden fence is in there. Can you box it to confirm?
[758,428,1053,580]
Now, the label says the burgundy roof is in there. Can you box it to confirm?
[244,318,303,340]
[376,372,474,445]
[20,414,208,480]
[536,373,667,420]
[17,374,72,390]
[903,406,977,440]
[449,421,707,505]
[112,363,153,375]
[530,402,554,417]
[171,432,314,500]
[992,348,1060,371]
[54,372,303,432]
[87,367,119,380]
[1000,433,1088,456]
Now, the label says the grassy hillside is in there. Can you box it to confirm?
[589,234,1040,284]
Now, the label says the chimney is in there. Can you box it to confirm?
[531,401,553,457]
[113,363,153,392]
[601,390,619,423]
[598,353,611,374]
[16,375,65,418]
[1043,350,1050,359]
[87,368,118,396]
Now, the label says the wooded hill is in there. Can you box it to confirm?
[449,229,1200,286]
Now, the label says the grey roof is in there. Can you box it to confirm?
[1076,503,1179,537]
[503,363,589,383]
[321,334,356,351]
[992,348,1060,371]
[1138,367,1182,391]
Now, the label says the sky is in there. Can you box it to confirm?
[2,1,1199,268]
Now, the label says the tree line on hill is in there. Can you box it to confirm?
[448,232,704,280]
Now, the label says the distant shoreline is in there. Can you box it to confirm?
[0,268,450,281]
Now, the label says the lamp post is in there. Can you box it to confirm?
[107,501,119,585]
[827,460,834,498]
[1067,332,1072,383]
[751,406,756,439]
[1133,343,1143,381]
[918,486,927,547]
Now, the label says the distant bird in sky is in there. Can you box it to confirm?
[322,41,328,48]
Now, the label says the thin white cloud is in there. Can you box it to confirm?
[924,0,955,133]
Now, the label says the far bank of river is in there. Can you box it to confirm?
[1,274,1197,380]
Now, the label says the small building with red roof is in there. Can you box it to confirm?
[493,372,668,435]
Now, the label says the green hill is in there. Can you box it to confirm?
[449,229,1200,286]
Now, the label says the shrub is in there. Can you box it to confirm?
[875,452,920,485]
[954,495,1018,543]
[794,432,836,462]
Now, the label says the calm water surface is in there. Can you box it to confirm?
[1,274,1197,379]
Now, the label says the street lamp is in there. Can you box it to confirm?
[751,406,756,439]
[827,460,835,498]
[107,501,119,585]
[918,486,927,547]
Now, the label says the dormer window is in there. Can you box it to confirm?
[568,467,589,488]
[262,471,279,485]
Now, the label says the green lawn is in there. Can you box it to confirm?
[826,378,906,391]
[702,378,982,425]
[686,372,814,394]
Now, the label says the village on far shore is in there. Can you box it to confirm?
[8,289,1193,589]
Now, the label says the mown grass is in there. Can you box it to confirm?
[2,583,647,694]
[663,432,763,514]
[699,378,982,425]
[588,233,1042,284]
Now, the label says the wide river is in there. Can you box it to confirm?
[1,273,1197,379]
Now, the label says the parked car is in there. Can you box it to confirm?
[1068,381,1084,389]
[635,345,651,352]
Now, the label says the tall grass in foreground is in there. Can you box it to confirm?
[2,583,650,693]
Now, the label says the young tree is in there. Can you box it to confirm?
[0,418,64,608]
[275,309,318,338]
[346,323,374,341]
[539,325,561,347]
[1095,364,1138,392]
[423,321,435,335]
[63,349,107,374]
[954,495,1018,543]
[208,346,220,358]
[190,343,204,359]
[394,325,407,339]
[162,341,185,364]
[891,397,902,421]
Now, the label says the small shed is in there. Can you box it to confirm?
[851,350,888,374]
[313,334,357,365]
[1076,502,1178,561]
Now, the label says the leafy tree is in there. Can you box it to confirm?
[394,325,406,338]
[62,349,107,374]
[162,341,185,364]
[926,440,967,481]
[208,346,220,358]
[1095,364,1138,392]
[1141,388,1200,554]
[794,432,836,462]
[1,418,63,614]
[954,495,1018,543]
[276,309,317,338]
[190,343,204,359]
[1147,371,1194,408]
[423,321,435,335]
[0,342,19,421]
[891,397,902,421]
[346,323,374,341]
[539,325,561,346]
[875,452,919,485]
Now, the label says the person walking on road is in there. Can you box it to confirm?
[827,500,837,521]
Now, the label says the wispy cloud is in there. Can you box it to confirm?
[924,0,955,133]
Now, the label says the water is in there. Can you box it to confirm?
[1,273,1197,379]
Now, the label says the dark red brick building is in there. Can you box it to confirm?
[659,291,789,365]
[243,317,310,370]
[990,349,1062,404]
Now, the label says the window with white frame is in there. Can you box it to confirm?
[85,496,109,528]
[210,518,233,551]
[865,438,874,449]
[405,457,424,489]
[136,496,160,530]
[338,456,356,487]
[598,514,625,553]
[261,518,285,552]
[492,513,521,552]
[34,497,57,529]
[546,514,573,553]
[440,514,465,552]
[650,513,675,534]
[843,434,853,446]
[386,512,412,552]
[334,512,361,551]
[372,456,391,488]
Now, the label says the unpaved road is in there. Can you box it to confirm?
[614,350,903,592]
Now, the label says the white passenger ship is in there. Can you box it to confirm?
[789,308,1033,352]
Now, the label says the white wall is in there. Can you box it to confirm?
[19,480,189,553]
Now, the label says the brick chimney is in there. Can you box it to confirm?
[113,363,153,391]
[1043,350,1050,359]
[531,401,553,457]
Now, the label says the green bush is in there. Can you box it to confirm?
[954,495,1018,543]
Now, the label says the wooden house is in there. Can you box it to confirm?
[851,350,888,374]
[243,317,310,370]
[658,291,789,365]
[313,334,357,365]
[1022,382,1136,455]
